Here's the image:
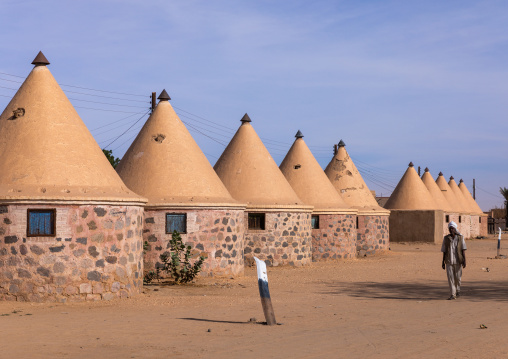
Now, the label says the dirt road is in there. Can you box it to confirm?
[1,238,507,358]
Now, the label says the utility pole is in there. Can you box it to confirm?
[473,179,476,199]
[151,92,156,114]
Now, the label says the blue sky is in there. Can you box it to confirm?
[0,0,506,210]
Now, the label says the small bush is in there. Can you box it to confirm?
[144,231,205,285]
[160,230,205,284]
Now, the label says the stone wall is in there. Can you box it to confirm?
[244,211,312,267]
[469,215,480,238]
[143,208,244,277]
[311,214,356,261]
[0,204,144,302]
[389,210,444,244]
[357,215,389,255]
[460,215,471,239]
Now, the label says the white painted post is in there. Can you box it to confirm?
[497,227,502,258]
[254,256,277,326]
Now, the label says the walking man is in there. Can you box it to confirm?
[441,221,467,300]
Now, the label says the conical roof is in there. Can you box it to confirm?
[384,163,437,210]
[213,115,310,209]
[324,141,388,214]
[421,168,453,211]
[458,180,483,214]
[435,173,462,213]
[448,177,474,214]
[0,53,145,204]
[279,132,355,213]
[116,96,241,208]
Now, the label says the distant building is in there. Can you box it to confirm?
[458,179,488,237]
[384,163,443,243]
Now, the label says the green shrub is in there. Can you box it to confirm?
[145,231,205,285]
[161,230,205,284]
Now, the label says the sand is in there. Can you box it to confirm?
[1,237,507,358]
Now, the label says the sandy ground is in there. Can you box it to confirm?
[1,236,508,359]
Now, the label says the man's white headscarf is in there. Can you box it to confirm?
[448,221,461,235]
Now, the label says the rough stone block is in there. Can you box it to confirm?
[80,283,92,294]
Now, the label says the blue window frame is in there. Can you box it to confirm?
[166,213,187,234]
[27,209,56,237]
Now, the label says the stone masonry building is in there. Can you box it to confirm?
[116,91,246,277]
[0,53,147,302]
[279,131,358,260]
[325,140,390,256]
[214,115,313,267]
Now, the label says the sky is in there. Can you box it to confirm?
[0,0,506,211]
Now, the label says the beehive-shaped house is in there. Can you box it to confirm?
[0,52,147,302]
[384,163,437,211]
[421,168,453,212]
[435,172,467,235]
[116,92,246,276]
[422,168,454,237]
[384,163,443,243]
[448,176,474,238]
[324,140,389,254]
[458,179,487,236]
[214,115,313,266]
[280,131,357,260]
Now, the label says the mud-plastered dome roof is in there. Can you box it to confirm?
[213,114,310,210]
[384,163,437,210]
[324,140,388,214]
[0,52,146,204]
[421,168,453,212]
[435,173,462,213]
[458,179,484,214]
[116,93,242,208]
[448,177,474,214]
[279,131,356,214]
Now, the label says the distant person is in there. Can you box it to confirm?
[441,221,467,300]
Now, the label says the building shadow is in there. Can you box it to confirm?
[321,280,508,302]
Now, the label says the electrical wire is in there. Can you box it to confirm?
[102,110,149,148]
[90,111,147,131]
[74,106,142,114]
[477,186,504,199]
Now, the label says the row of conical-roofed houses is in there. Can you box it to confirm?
[0,53,482,302]
[383,163,487,243]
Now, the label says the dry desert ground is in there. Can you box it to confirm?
[1,236,508,358]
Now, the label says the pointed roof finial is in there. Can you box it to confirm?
[408,162,414,167]
[295,130,303,138]
[157,89,171,101]
[424,167,429,172]
[450,176,454,180]
[240,113,251,123]
[31,51,50,66]
[459,178,464,183]
[338,139,346,147]
[438,172,443,176]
